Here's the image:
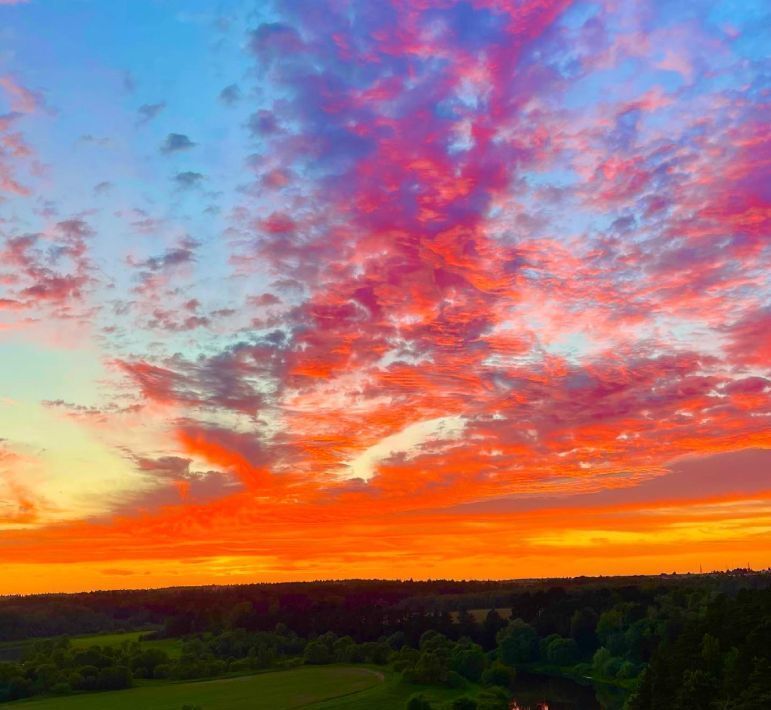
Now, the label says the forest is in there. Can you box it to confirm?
[0,572,769,709]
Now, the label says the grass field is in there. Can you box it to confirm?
[0,630,181,661]
[308,669,480,709]
[449,608,502,623]
[12,666,386,709]
[68,631,147,649]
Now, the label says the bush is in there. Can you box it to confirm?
[496,619,538,665]
[574,662,592,676]
[153,663,172,679]
[407,651,446,685]
[481,661,516,688]
[393,646,421,672]
[604,657,623,678]
[545,637,579,666]
[445,670,465,688]
[176,661,210,680]
[363,640,392,664]
[406,693,433,710]
[476,686,510,710]
[592,647,612,675]
[451,644,486,682]
[4,676,33,701]
[333,636,355,661]
[228,658,252,672]
[131,648,170,678]
[304,640,332,665]
[73,665,99,690]
[96,665,132,690]
[31,663,60,692]
[618,660,639,679]
[539,633,561,660]
[450,697,478,710]
[73,648,111,669]
[387,631,406,650]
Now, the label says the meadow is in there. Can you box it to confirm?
[0,631,180,663]
[10,666,387,709]
[449,609,493,624]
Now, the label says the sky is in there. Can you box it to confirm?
[0,0,769,595]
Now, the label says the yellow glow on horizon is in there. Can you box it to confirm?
[0,398,150,527]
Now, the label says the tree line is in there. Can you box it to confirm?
[0,573,769,708]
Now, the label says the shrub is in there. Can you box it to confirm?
[496,619,538,665]
[304,640,332,665]
[406,693,433,710]
[604,656,623,678]
[407,651,446,685]
[96,665,132,690]
[393,646,421,672]
[445,670,465,688]
[451,644,486,682]
[545,637,579,666]
[153,663,172,679]
[481,661,516,688]
[387,631,406,650]
[228,658,252,672]
[476,685,510,710]
[618,660,639,679]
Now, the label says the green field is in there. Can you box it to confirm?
[70,631,182,658]
[68,631,146,649]
[309,670,481,709]
[12,666,387,709]
[0,630,181,661]
[449,608,502,623]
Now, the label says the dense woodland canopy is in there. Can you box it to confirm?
[1,572,769,708]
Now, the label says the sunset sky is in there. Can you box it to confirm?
[0,0,769,594]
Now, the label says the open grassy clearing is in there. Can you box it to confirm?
[68,631,147,649]
[449,608,503,623]
[0,630,180,661]
[11,665,385,709]
[0,642,30,663]
[307,669,481,710]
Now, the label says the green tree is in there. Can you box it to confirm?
[570,607,598,654]
[303,640,332,664]
[450,697,478,710]
[476,685,510,710]
[406,693,433,710]
[96,665,132,690]
[333,635,355,662]
[450,642,486,682]
[481,661,516,688]
[545,637,579,666]
[675,668,716,710]
[410,651,446,685]
[131,648,170,678]
[592,647,612,676]
[497,619,538,665]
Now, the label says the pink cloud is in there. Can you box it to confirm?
[0,75,41,113]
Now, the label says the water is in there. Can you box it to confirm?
[508,672,628,710]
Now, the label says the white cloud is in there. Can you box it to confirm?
[345,415,466,481]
